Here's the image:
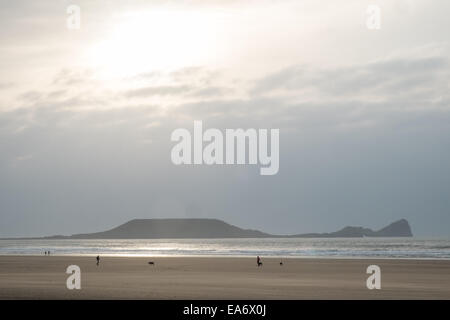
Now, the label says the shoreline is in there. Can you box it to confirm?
[2,237,448,260]
[1,254,450,261]
[1,255,449,299]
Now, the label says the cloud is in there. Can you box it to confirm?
[14,154,33,162]
[18,90,43,102]
[3,50,450,141]
[252,56,449,102]
[1,0,450,240]
[52,68,96,87]
[188,86,230,98]
[125,85,193,98]
[0,82,14,90]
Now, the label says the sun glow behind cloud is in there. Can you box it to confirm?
[1,0,450,237]
[86,10,224,78]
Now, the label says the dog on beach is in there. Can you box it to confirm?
[148,261,155,265]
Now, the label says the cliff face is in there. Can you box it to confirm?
[44,218,413,239]
[374,219,412,237]
[293,219,413,238]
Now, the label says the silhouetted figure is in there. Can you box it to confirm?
[96,255,100,266]
[280,260,283,266]
[257,255,262,267]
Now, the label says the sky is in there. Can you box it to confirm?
[0,0,449,237]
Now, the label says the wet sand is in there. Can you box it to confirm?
[0,256,449,299]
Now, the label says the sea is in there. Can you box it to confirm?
[1,237,450,259]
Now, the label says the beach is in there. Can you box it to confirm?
[0,256,449,299]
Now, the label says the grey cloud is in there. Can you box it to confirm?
[2,46,450,237]
[125,85,194,98]
[46,90,68,99]
[18,90,42,102]
[125,85,229,99]
[252,56,449,98]
[127,67,224,98]
[52,68,96,87]
[133,71,163,80]
[0,82,14,90]
[188,86,231,98]
[169,66,205,79]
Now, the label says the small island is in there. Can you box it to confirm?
[40,218,413,239]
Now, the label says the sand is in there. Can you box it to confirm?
[0,256,449,299]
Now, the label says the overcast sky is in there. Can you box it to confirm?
[1,0,449,237]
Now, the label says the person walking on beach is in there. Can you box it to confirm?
[257,255,262,267]
[96,255,100,266]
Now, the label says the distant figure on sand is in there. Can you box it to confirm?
[96,255,100,266]
[257,255,262,267]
